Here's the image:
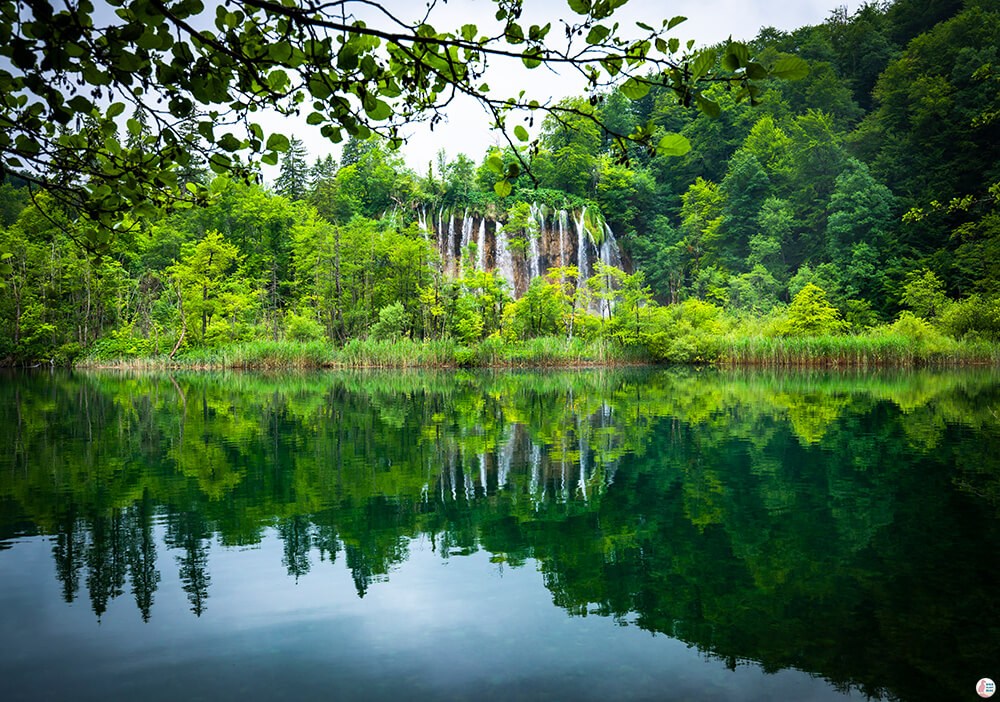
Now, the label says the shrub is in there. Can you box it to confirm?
[370,302,408,340]
[883,310,943,342]
[938,294,1000,341]
[777,284,849,336]
[285,311,325,342]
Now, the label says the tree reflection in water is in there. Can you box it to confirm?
[1,367,999,701]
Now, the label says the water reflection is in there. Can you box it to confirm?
[1,368,999,701]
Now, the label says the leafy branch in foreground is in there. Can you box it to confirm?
[0,0,807,248]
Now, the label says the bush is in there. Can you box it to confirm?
[883,310,942,342]
[938,294,1000,341]
[775,284,848,336]
[370,302,408,340]
[285,311,325,342]
[87,327,155,360]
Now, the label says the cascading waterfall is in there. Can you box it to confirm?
[476,219,486,272]
[459,209,473,275]
[417,207,429,241]
[446,213,456,274]
[574,207,591,282]
[496,221,516,293]
[558,210,568,268]
[436,207,445,261]
[528,203,542,282]
[422,201,625,299]
[601,222,623,269]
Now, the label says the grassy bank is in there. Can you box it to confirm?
[74,330,1000,370]
[77,336,651,370]
[715,331,1000,367]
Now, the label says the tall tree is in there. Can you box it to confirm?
[275,136,309,201]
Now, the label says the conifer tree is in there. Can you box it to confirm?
[275,137,309,201]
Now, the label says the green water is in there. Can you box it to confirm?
[1,367,998,701]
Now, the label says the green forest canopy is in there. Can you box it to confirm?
[1,0,1000,363]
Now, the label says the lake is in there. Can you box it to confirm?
[1,367,998,701]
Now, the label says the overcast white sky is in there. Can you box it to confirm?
[259,0,863,177]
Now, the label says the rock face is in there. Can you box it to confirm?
[418,203,625,298]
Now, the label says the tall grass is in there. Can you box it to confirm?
[717,330,1000,367]
[78,335,652,370]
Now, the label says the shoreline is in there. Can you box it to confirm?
[64,334,1000,371]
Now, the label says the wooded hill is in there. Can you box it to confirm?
[1,0,998,364]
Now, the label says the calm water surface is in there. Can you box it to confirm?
[1,368,998,701]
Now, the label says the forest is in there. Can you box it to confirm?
[1,0,999,366]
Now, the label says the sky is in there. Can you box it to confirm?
[257,0,865,178]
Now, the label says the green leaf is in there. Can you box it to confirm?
[268,69,289,91]
[657,133,690,157]
[126,118,141,136]
[261,152,279,166]
[567,0,591,15]
[505,22,524,44]
[514,125,529,142]
[266,133,290,152]
[521,48,542,69]
[722,42,750,71]
[692,93,720,119]
[505,162,520,178]
[494,179,512,197]
[107,102,126,118]
[601,55,622,77]
[667,16,686,30]
[690,49,716,80]
[460,23,477,41]
[365,99,392,121]
[67,96,94,114]
[586,25,609,45]
[486,155,504,174]
[306,111,324,125]
[217,133,241,152]
[770,55,810,81]
[745,62,768,80]
[620,77,649,100]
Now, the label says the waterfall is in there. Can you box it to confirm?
[436,207,444,260]
[447,212,456,275]
[496,221,516,294]
[528,203,542,282]
[417,207,429,241]
[574,207,591,282]
[476,218,486,272]
[460,209,473,275]
[601,222,623,270]
[558,210,568,268]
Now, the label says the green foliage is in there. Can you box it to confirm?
[371,302,409,340]
[0,0,788,249]
[938,294,1000,341]
[901,268,948,319]
[275,136,310,201]
[779,284,849,336]
[284,311,325,342]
